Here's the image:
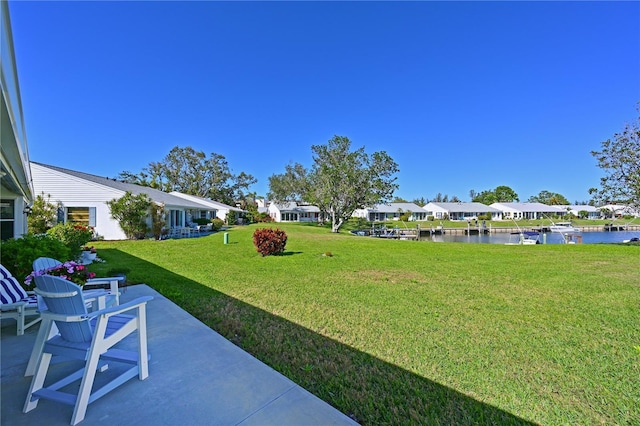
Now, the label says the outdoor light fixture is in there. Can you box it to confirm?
[23,205,33,215]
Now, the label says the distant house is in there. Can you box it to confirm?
[599,204,640,218]
[169,192,244,223]
[268,202,320,222]
[561,205,602,220]
[423,202,502,221]
[352,203,427,222]
[490,202,565,220]
[31,162,215,240]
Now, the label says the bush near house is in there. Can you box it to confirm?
[252,228,287,256]
[255,212,274,223]
[211,218,224,231]
[106,191,151,239]
[226,210,237,225]
[0,234,72,282]
[27,192,58,234]
[46,223,94,259]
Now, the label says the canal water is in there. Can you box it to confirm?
[429,230,640,245]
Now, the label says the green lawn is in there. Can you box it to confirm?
[90,224,639,425]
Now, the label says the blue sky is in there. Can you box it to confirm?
[9,1,640,204]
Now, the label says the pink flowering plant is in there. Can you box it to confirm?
[25,261,96,287]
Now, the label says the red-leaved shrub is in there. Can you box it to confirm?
[253,228,287,257]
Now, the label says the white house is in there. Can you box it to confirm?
[490,202,565,220]
[423,202,502,221]
[352,203,427,222]
[31,162,215,240]
[561,205,602,220]
[599,204,640,218]
[169,192,244,222]
[1,3,33,241]
[268,202,320,222]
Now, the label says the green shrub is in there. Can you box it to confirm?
[211,218,224,231]
[106,191,151,239]
[193,218,210,226]
[252,228,287,257]
[46,223,94,259]
[150,202,166,241]
[28,192,58,234]
[0,234,72,282]
[255,212,274,223]
[226,211,237,225]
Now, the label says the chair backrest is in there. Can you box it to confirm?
[0,263,28,304]
[33,257,62,272]
[33,275,92,343]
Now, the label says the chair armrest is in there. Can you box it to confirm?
[86,296,153,319]
[0,300,27,311]
[86,276,125,284]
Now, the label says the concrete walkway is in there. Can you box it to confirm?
[1,285,358,425]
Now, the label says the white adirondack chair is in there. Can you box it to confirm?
[23,275,152,425]
[32,257,124,306]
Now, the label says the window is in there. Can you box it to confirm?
[0,199,15,241]
[282,213,298,221]
[66,207,96,226]
[169,210,184,227]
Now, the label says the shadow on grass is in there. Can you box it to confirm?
[96,249,537,426]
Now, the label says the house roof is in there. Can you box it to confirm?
[366,203,427,213]
[561,205,600,213]
[425,202,502,213]
[31,162,209,209]
[169,192,244,212]
[271,202,320,213]
[490,202,565,213]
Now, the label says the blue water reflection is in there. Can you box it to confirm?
[430,231,640,244]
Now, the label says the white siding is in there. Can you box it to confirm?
[31,163,127,240]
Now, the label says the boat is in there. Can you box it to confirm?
[506,231,540,245]
[622,237,639,243]
[549,222,580,234]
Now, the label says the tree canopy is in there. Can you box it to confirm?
[268,135,399,232]
[527,190,569,205]
[471,185,519,204]
[590,109,640,210]
[118,146,256,205]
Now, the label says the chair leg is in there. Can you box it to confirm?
[17,305,25,336]
[71,318,108,425]
[23,352,52,413]
[137,304,149,380]
[25,318,54,377]
[108,279,120,305]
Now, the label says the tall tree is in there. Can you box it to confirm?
[268,163,309,203]
[118,146,256,205]
[528,190,569,205]
[590,109,640,210]
[268,136,399,232]
[412,196,427,206]
[471,185,519,204]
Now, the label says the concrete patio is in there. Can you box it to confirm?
[1,284,358,425]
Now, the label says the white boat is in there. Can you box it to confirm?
[549,222,580,234]
[506,231,540,245]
